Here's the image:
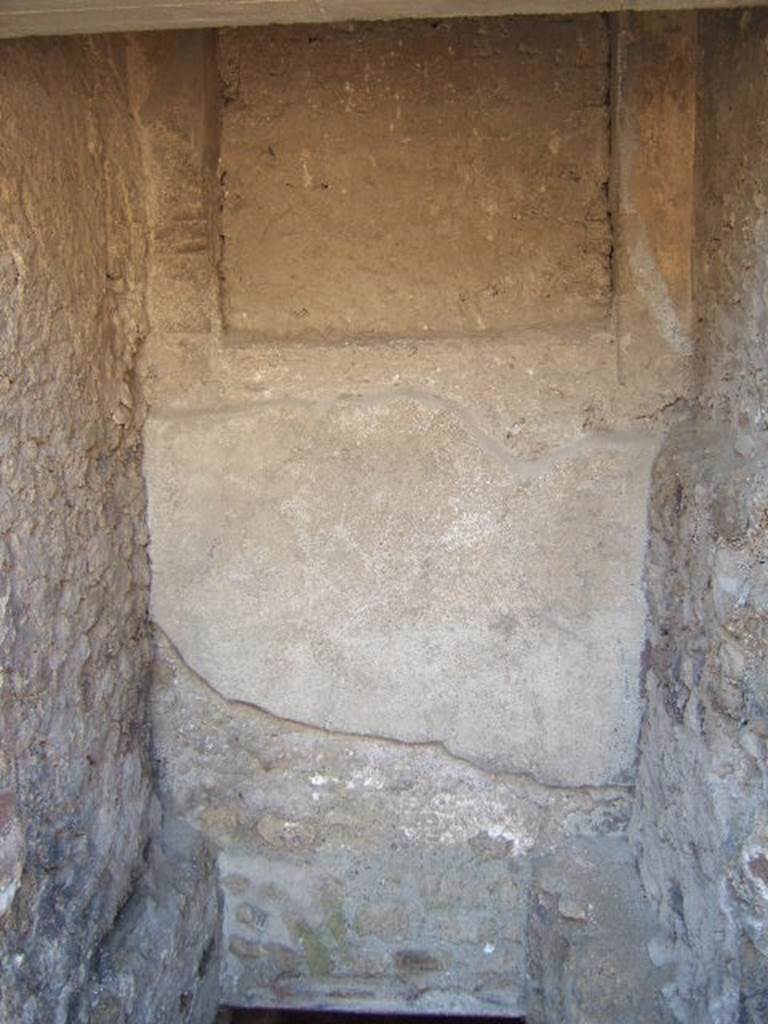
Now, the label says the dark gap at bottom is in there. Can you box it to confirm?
[225,1011,525,1024]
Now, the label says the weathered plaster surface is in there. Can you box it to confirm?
[138,14,697,1012]
[219,18,610,339]
[0,33,220,1024]
[5,10,748,1021]
[145,17,669,792]
[131,29,220,337]
[631,11,768,1023]
[147,382,655,788]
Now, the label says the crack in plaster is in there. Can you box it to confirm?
[153,625,634,799]
[149,386,658,482]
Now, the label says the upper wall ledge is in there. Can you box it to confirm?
[2,0,767,38]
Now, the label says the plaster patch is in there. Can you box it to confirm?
[145,392,655,786]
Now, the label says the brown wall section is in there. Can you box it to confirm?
[611,11,696,408]
[219,16,611,341]
[132,30,221,335]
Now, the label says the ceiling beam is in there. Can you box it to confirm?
[1,0,766,39]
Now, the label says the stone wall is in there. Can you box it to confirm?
[142,14,696,1014]
[152,629,634,1013]
[0,33,220,1024]
[631,10,768,1023]
[5,12,760,1022]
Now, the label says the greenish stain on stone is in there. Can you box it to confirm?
[326,905,353,966]
[326,907,347,945]
[292,922,333,977]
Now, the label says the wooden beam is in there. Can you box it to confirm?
[1,0,766,40]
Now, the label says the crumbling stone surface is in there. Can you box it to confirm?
[151,629,632,1012]
[630,11,768,1023]
[526,837,675,1024]
[0,34,155,1023]
[88,816,222,1024]
[0,33,221,1023]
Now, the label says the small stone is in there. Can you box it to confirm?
[228,935,263,960]
[0,791,25,918]
[393,949,442,973]
[356,902,410,942]
[236,902,268,928]
[558,897,588,921]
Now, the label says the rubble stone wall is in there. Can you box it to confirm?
[631,11,768,1023]
[0,33,221,1024]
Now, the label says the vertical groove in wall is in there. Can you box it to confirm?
[608,11,625,387]
[690,9,703,392]
[126,35,154,428]
[214,27,232,337]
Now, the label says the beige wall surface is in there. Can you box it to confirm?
[145,15,689,792]
[219,18,610,340]
[138,13,697,1012]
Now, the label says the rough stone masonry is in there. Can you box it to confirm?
[0,33,221,1024]
[0,8,766,1024]
[141,13,693,1017]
